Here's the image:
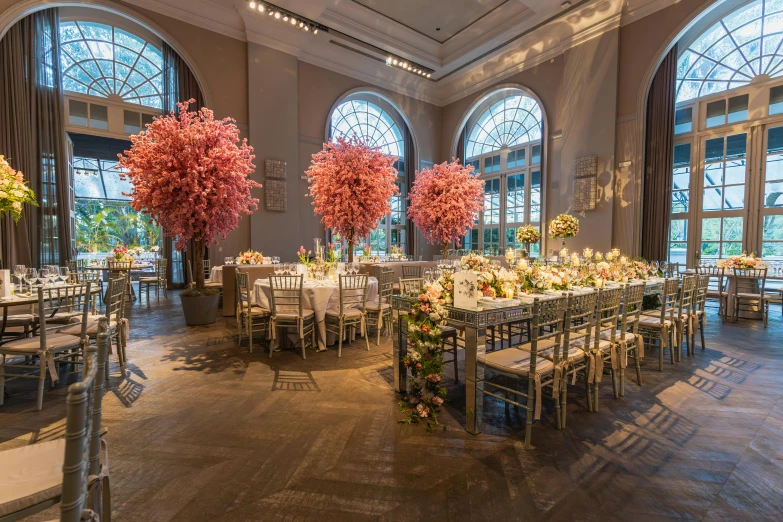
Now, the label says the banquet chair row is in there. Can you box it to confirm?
[235,271,271,354]
[0,318,111,522]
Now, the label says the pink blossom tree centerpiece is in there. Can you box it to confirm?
[407,159,484,259]
[118,99,260,292]
[306,136,398,262]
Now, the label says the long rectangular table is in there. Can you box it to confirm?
[391,281,664,434]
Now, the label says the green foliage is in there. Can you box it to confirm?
[75,200,161,253]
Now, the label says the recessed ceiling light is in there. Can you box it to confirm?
[249,1,256,8]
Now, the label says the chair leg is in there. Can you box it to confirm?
[376,316,381,346]
[611,364,619,399]
[699,316,706,350]
[560,381,567,429]
[658,337,663,372]
[364,320,370,351]
[337,322,344,358]
[553,387,562,430]
[37,355,47,411]
[0,355,5,406]
[524,377,535,450]
[249,317,254,354]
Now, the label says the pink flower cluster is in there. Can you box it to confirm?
[306,136,398,254]
[408,159,484,252]
[117,99,260,252]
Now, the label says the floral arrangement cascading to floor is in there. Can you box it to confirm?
[400,282,449,431]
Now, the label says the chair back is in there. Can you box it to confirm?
[105,276,127,325]
[665,262,681,278]
[156,258,167,282]
[562,291,598,352]
[732,267,767,298]
[528,296,567,370]
[401,264,422,278]
[399,278,424,295]
[618,283,646,340]
[107,258,131,269]
[203,259,211,281]
[338,274,368,315]
[60,317,109,522]
[269,275,304,316]
[695,274,710,313]
[67,260,78,273]
[696,265,725,296]
[236,271,252,315]
[652,278,680,323]
[378,267,394,304]
[591,286,624,346]
[37,283,91,346]
[677,275,698,317]
[73,270,99,285]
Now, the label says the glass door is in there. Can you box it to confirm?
[760,125,783,260]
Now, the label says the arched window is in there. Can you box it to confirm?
[669,0,783,265]
[59,21,163,109]
[676,0,783,102]
[329,95,408,255]
[461,90,544,257]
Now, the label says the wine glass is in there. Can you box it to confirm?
[25,268,38,292]
[423,268,433,283]
[59,267,70,284]
[651,260,659,274]
[14,265,25,289]
[39,267,50,285]
[660,261,668,276]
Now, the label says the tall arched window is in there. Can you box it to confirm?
[59,21,163,108]
[329,94,408,255]
[669,0,783,264]
[460,89,544,257]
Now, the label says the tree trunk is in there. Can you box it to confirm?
[194,238,205,290]
[347,229,354,263]
[442,244,449,260]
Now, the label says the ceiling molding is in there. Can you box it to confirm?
[126,0,247,41]
[621,0,682,27]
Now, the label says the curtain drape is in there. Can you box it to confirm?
[404,125,415,256]
[0,8,70,268]
[456,129,465,164]
[161,41,205,286]
[641,45,678,262]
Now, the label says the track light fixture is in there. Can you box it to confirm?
[385,55,434,79]
[247,1,327,36]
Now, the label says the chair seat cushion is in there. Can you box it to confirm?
[440,325,458,336]
[273,309,315,321]
[599,330,639,345]
[735,292,773,300]
[571,337,613,353]
[483,348,553,377]
[0,438,65,518]
[244,306,270,316]
[45,312,83,325]
[363,302,391,311]
[0,333,82,354]
[138,277,160,283]
[638,315,672,328]
[706,290,726,298]
[57,317,118,337]
[538,344,586,363]
[325,308,363,319]
[0,314,38,327]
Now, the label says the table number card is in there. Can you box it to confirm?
[453,271,478,309]
[0,270,10,298]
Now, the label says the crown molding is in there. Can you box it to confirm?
[621,0,682,26]
[126,0,246,41]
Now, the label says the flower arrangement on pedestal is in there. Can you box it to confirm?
[717,252,767,269]
[306,136,398,262]
[515,225,541,257]
[401,282,448,431]
[237,250,264,265]
[118,99,258,325]
[0,155,37,222]
[408,159,484,259]
[548,213,580,240]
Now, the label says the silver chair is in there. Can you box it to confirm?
[0,318,111,521]
[268,275,316,359]
[399,278,424,296]
[107,259,132,301]
[401,265,422,278]
[139,258,168,301]
[602,283,646,396]
[325,274,370,357]
[639,278,679,371]
[364,267,394,346]
[673,275,698,358]
[73,269,102,308]
[732,268,771,327]
[235,271,271,353]
[694,274,710,350]
[696,265,727,319]
[480,296,568,450]
[0,284,91,411]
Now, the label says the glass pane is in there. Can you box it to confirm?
[89,103,108,130]
[762,241,783,258]
[764,181,783,207]
[702,217,721,240]
[726,133,747,158]
[705,137,724,162]
[672,166,690,190]
[672,190,689,213]
[670,219,687,241]
[69,99,88,126]
[762,215,783,240]
[674,143,691,166]
[483,178,501,224]
[768,126,783,154]
[723,185,745,209]
[123,110,140,135]
[531,144,541,165]
[771,85,783,114]
[465,94,543,157]
[722,242,742,256]
[727,94,749,123]
[701,241,720,256]
[706,99,726,127]
[722,216,744,240]
[675,107,693,134]
[724,159,746,185]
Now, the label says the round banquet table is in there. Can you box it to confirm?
[254,277,378,351]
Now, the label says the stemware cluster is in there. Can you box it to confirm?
[12,265,70,293]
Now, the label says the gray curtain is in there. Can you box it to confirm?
[161,41,205,286]
[0,8,70,268]
[456,129,465,164]
[642,45,678,262]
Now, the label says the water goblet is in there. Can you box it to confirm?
[423,268,433,283]
[660,261,668,276]
[25,268,38,293]
[651,260,659,274]
[59,267,70,284]
[14,265,25,289]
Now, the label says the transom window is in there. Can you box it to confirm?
[462,90,544,257]
[676,0,783,102]
[59,21,163,109]
[329,96,407,255]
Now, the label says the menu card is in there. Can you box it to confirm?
[453,271,478,309]
[0,270,10,298]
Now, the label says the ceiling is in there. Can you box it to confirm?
[350,0,509,42]
[115,0,681,105]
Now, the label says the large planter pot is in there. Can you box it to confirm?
[180,293,220,326]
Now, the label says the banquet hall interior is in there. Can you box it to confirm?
[1,0,783,520]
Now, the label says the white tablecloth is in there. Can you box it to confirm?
[254,277,378,350]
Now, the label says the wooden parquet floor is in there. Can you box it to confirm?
[1,292,782,521]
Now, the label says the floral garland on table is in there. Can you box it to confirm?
[237,249,264,264]
[717,252,767,269]
[401,282,448,431]
[548,213,580,239]
[0,155,37,222]
[516,225,541,245]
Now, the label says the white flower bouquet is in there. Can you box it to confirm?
[0,155,37,222]
[548,213,580,239]
[516,225,541,245]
